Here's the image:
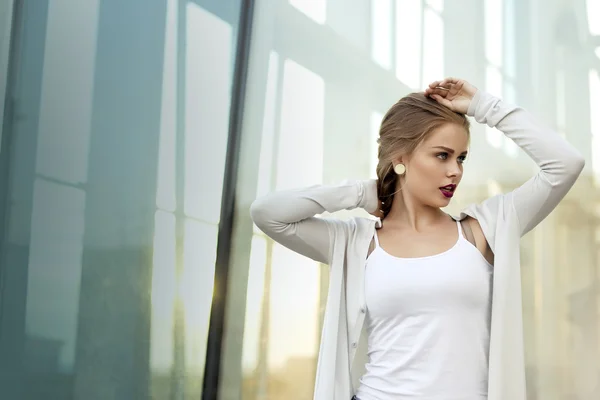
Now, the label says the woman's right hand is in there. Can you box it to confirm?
[424,77,478,114]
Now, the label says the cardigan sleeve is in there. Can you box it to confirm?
[250,179,379,264]
[467,90,585,237]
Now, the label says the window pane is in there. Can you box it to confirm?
[241,235,268,379]
[182,219,218,394]
[289,0,326,24]
[255,51,280,200]
[0,1,242,399]
[267,243,320,398]
[371,111,384,179]
[184,3,233,223]
[590,69,600,176]
[156,0,179,213]
[277,59,325,188]
[587,0,600,35]
[485,0,503,66]
[371,0,393,69]
[396,0,422,88]
[485,66,504,148]
[426,0,444,13]
[150,210,177,397]
[26,179,85,372]
[231,1,599,399]
[422,7,444,88]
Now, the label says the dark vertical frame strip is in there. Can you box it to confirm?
[0,0,21,319]
[202,0,255,398]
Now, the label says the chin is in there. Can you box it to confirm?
[431,196,452,208]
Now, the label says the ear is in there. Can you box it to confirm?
[393,156,405,167]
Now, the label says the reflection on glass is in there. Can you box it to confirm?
[241,236,267,388]
[426,0,444,13]
[277,59,324,189]
[27,179,85,371]
[255,51,280,203]
[484,0,503,66]
[590,69,600,176]
[371,111,384,179]
[371,0,393,69]
[422,7,444,88]
[396,0,422,88]
[151,210,177,376]
[485,66,504,148]
[184,3,232,224]
[289,0,326,24]
[586,0,600,35]
[0,0,241,399]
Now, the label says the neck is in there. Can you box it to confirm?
[384,191,448,231]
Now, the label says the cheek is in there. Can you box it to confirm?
[411,157,441,178]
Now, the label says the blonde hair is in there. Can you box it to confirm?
[376,92,470,217]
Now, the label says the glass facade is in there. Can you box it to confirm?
[230,1,600,400]
[0,0,241,398]
[0,0,599,399]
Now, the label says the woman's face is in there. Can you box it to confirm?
[402,123,469,208]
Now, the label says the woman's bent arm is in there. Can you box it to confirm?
[250,179,379,264]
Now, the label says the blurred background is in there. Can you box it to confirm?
[0,0,599,399]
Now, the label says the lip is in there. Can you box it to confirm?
[439,184,456,198]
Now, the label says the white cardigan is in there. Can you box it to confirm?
[250,90,585,400]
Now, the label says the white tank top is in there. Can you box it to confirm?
[355,220,493,400]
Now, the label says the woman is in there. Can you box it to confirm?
[250,78,584,400]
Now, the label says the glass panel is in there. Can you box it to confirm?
[182,219,218,396]
[289,0,326,24]
[587,0,600,35]
[184,3,233,223]
[590,69,600,177]
[371,0,393,69]
[0,0,15,153]
[485,0,503,66]
[267,243,320,398]
[371,111,384,179]
[422,7,444,88]
[485,66,504,148]
[26,179,85,371]
[232,1,600,399]
[426,0,444,13]
[241,235,268,394]
[277,59,324,188]
[395,0,422,88]
[0,1,242,399]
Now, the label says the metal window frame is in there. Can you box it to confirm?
[202,0,255,398]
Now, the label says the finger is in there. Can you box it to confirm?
[440,78,464,91]
[428,80,442,89]
[425,87,450,98]
[431,94,454,109]
[440,77,459,85]
[446,80,464,96]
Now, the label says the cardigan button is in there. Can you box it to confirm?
[360,307,366,313]
[351,342,357,348]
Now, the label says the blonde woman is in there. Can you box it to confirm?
[250,78,584,400]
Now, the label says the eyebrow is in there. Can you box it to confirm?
[432,146,468,155]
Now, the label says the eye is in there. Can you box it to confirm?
[436,152,448,160]
[458,155,467,164]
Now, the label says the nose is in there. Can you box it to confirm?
[447,162,462,178]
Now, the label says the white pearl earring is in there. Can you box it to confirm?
[394,163,406,175]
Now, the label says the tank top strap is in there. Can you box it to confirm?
[455,219,464,239]
[373,229,380,248]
